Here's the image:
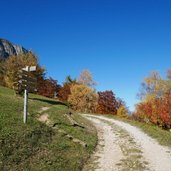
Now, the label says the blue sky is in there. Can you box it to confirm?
[1,0,171,111]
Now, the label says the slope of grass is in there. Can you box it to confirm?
[0,86,97,171]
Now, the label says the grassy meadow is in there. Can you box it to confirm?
[0,86,97,171]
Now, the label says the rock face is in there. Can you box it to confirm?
[0,38,28,60]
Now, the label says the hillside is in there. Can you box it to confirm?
[0,39,28,60]
[0,86,97,171]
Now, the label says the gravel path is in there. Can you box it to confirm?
[83,115,171,171]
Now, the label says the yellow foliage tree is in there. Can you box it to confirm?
[139,71,171,101]
[4,52,45,89]
[68,84,98,113]
[0,60,5,85]
[77,69,96,88]
[117,105,128,118]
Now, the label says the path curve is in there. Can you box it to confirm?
[83,115,171,171]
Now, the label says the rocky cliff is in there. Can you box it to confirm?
[0,38,28,60]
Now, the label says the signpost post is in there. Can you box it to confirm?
[19,66,37,123]
[24,88,28,123]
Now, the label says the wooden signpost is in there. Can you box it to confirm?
[18,66,37,123]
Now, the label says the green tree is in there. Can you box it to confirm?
[65,75,76,84]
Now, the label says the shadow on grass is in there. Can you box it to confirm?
[29,97,68,106]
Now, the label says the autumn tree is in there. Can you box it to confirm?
[117,105,129,118]
[135,70,171,129]
[159,91,171,129]
[37,77,61,98]
[138,71,168,101]
[77,69,96,87]
[167,69,171,80]
[116,99,129,118]
[3,55,19,88]
[96,90,118,115]
[3,52,45,90]
[117,98,126,109]
[58,75,76,102]
[134,93,171,129]
[166,69,171,91]
[58,83,71,102]
[0,60,5,85]
[68,84,98,113]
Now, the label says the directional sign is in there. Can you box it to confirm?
[22,66,36,72]
[27,87,38,93]
[22,66,29,72]
[29,66,36,72]
[19,84,37,92]
[17,66,37,123]
[18,75,37,83]
[18,69,29,75]
[18,79,37,90]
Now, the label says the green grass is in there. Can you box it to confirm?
[105,114,171,148]
[0,86,97,171]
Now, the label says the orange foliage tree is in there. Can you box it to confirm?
[158,91,171,129]
[57,76,77,102]
[134,70,171,129]
[134,91,171,129]
[58,83,71,102]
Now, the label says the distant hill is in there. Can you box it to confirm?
[0,38,28,60]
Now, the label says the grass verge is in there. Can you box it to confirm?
[0,86,97,171]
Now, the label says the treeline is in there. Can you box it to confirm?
[0,53,128,117]
[133,71,171,130]
[58,71,128,116]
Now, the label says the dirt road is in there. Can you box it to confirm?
[83,115,171,171]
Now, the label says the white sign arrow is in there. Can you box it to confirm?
[22,66,36,72]
[29,66,36,71]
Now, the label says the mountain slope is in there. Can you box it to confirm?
[0,38,28,60]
